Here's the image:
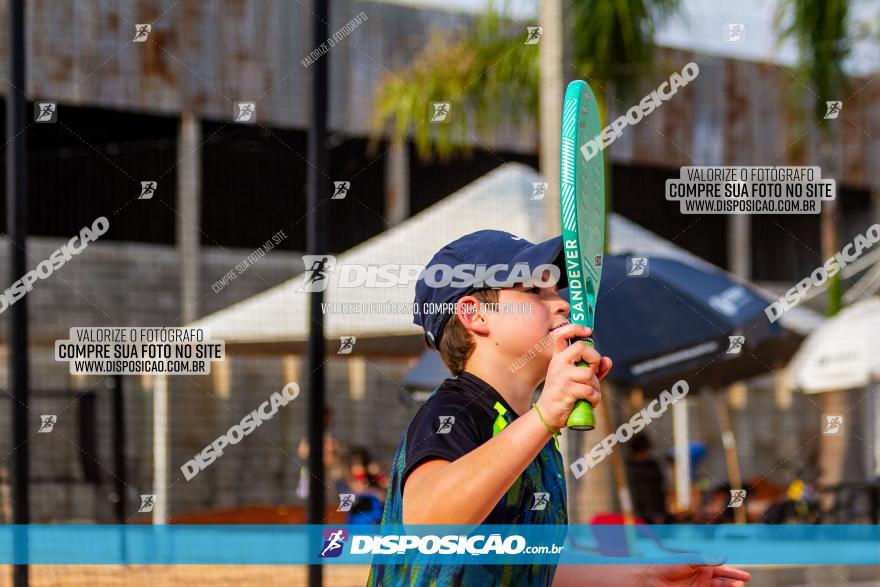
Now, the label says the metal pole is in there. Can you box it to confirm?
[600,387,636,554]
[307,0,329,585]
[153,374,168,524]
[112,375,126,522]
[713,388,746,524]
[672,397,691,513]
[7,0,30,584]
[111,375,127,564]
[538,0,563,236]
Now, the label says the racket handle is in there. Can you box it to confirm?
[567,338,596,431]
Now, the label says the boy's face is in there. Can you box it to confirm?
[482,269,570,373]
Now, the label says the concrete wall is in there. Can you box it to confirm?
[2,1,875,188]
[0,236,416,521]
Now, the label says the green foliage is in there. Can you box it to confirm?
[778,0,851,133]
[778,0,852,316]
[370,5,539,160]
[571,0,679,97]
[371,0,680,161]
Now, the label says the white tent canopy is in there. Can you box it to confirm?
[188,163,820,345]
[785,297,880,394]
[190,163,547,345]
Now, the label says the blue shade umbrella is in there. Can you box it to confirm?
[584,255,788,391]
[401,350,452,404]
[403,255,792,398]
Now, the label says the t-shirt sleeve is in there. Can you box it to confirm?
[400,392,486,492]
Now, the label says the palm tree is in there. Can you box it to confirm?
[370,0,680,272]
[778,0,852,317]
[778,0,853,509]
[370,0,679,161]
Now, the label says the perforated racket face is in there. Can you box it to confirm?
[560,80,605,329]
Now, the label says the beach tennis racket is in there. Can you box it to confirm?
[559,80,606,431]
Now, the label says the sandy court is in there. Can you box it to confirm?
[0,565,372,587]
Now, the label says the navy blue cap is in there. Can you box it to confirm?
[413,230,567,350]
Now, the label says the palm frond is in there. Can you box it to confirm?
[572,0,680,98]
[371,0,681,161]
[778,0,851,129]
[370,7,539,160]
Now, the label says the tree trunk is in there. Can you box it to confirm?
[539,0,563,238]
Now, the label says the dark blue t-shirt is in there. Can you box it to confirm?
[367,371,568,586]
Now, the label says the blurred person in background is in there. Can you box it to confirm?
[296,407,348,499]
[665,441,709,521]
[348,446,388,499]
[626,433,671,524]
[346,446,387,524]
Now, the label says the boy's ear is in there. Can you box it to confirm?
[455,295,490,337]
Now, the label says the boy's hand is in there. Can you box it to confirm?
[536,324,612,431]
[643,564,752,586]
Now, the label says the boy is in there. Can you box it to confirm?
[367,230,751,586]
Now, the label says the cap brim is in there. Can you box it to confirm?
[502,236,568,290]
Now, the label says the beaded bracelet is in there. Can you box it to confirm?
[532,402,561,439]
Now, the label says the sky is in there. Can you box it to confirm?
[373,0,879,76]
